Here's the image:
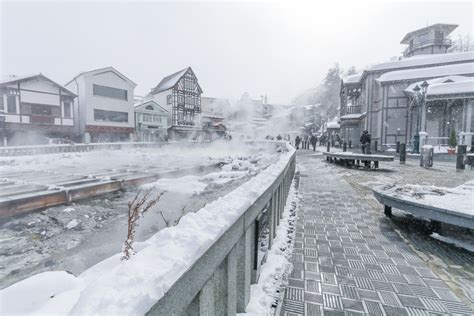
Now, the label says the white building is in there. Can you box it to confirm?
[146,67,203,139]
[65,67,137,143]
[0,74,76,146]
[134,100,169,142]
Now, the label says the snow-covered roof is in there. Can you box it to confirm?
[376,62,474,83]
[327,122,340,129]
[404,76,471,93]
[340,113,366,120]
[0,73,77,96]
[427,79,474,98]
[342,73,362,84]
[368,51,474,72]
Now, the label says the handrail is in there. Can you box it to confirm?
[146,145,296,315]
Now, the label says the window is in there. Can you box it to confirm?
[63,102,72,118]
[0,94,3,111]
[93,84,128,101]
[94,109,128,122]
[31,104,53,116]
[7,95,16,113]
[145,105,154,111]
[167,95,172,105]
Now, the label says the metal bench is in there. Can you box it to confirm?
[323,152,394,169]
[373,188,474,231]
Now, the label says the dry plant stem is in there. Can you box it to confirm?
[121,188,160,260]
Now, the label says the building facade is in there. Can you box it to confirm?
[339,23,474,150]
[65,67,136,143]
[146,67,202,139]
[134,100,169,142]
[0,74,76,146]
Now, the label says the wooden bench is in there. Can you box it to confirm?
[323,152,394,169]
[373,188,474,231]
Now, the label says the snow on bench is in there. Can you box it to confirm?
[323,152,394,169]
[373,181,474,230]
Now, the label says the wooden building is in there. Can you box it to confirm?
[0,74,76,146]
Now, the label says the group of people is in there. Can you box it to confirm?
[267,130,372,154]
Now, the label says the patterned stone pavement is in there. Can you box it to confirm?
[281,151,473,316]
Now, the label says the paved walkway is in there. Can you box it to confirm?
[282,151,472,316]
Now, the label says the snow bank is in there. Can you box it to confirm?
[0,143,295,316]
[378,180,474,216]
[240,172,299,315]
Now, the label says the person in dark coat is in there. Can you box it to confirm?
[276,134,282,140]
[360,130,371,154]
[310,135,317,151]
[295,136,301,149]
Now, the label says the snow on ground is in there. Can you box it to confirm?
[240,170,299,315]
[377,180,474,216]
[0,141,293,315]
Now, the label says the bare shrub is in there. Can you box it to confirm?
[121,188,161,261]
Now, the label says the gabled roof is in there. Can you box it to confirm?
[0,73,77,97]
[376,62,474,84]
[65,66,137,87]
[151,67,203,94]
[134,100,169,113]
[400,23,458,44]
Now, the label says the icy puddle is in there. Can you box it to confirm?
[0,141,282,288]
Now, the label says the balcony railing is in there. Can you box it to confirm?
[342,105,361,116]
[404,38,452,56]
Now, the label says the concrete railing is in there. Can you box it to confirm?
[146,149,296,315]
[0,140,213,156]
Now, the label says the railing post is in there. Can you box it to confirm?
[236,227,252,312]
[198,276,215,315]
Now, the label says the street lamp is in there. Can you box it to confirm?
[412,81,429,153]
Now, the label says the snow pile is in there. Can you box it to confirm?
[378,180,474,216]
[143,175,208,195]
[241,173,299,315]
[0,144,295,316]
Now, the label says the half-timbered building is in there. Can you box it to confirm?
[146,67,203,139]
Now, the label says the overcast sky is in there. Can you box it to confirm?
[1,1,472,104]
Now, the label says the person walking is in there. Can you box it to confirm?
[295,135,301,149]
[276,134,282,140]
[310,135,317,151]
[360,130,371,154]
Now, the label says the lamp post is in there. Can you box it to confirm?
[412,81,429,153]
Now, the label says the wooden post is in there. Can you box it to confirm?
[343,142,347,152]
[399,143,406,164]
[396,141,400,153]
[456,145,467,170]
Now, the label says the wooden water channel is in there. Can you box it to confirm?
[0,164,218,218]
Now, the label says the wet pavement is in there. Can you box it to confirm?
[281,150,473,315]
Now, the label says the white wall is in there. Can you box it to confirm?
[81,70,136,128]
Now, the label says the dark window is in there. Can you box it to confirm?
[64,102,72,118]
[7,95,17,113]
[167,95,172,104]
[93,84,128,101]
[0,94,3,111]
[31,104,52,116]
[145,105,154,111]
[94,109,128,122]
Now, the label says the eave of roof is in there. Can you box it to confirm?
[65,66,137,87]
[0,73,77,97]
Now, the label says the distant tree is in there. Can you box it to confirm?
[345,66,357,76]
[449,34,474,52]
[448,129,457,148]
